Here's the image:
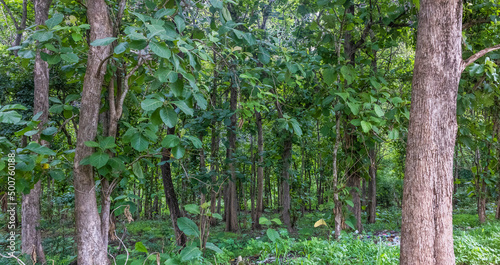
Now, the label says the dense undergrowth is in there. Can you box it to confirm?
[1,206,500,265]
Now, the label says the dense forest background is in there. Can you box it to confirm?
[0,0,500,264]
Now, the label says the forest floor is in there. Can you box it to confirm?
[1,205,500,264]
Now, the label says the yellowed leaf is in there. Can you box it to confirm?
[314,219,327,228]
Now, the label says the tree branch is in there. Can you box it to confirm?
[0,0,19,29]
[462,44,500,72]
[463,17,490,30]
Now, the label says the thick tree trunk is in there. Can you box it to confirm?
[400,1,462,264]
[225,78,239,232]
[478,179,487,224]
[367,147,377,224]
[161,127,187,246]
[21,0,51,261]
[73,0,113,262]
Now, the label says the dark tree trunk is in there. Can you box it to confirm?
[73,0,113,262]
[367,147,377,224]
[161,127,187,246]
[209,78,220,226]
[400,1,463,264]
[280,134,293,231]
[254,110,264,230]
[332,114,342,239]
[478,179,487,224]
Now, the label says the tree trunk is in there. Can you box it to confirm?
[280,134,293,232]
[367,146,377,224]
[400,1,463,264]
[254,110,264,230]
[225,77,239,232]
[478,179,487,224]
[209,80,219,226]
[21,0,51,262]
[161,127,187,246]
[332,113,342,239]
[73,0,113,262]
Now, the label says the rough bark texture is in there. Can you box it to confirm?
[254,110,264,230]
[21,0,51,261]
[161,127,187,246]
[400,1,462,264]
[225,78,239,232]
[332,114,342,239]
[73,0,113,262]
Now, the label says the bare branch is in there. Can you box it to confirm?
[462,44,500,72]
[0,0,19,29]
[463,17,490,30]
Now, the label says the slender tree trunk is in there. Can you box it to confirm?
[367,147,377,224]
[400,1,463,264]
[478,179,487,224]
[209,77,219,226]
[254,110,264,230]
[73,0,113,262]
[225,76,239,232]
[161,127,187,246]
[332,113,342,239]
[21,0,51,262]
[280,134,293,232]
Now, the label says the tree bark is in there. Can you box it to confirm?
[73,0,113,262]
[367,146,377,224]
[225,76,239,232]
[280,134,293,231]
[21,0,51,261]
[400,1,462,264]
[253,110,264,230]
[161,127,187,246]
[332,113,342,239]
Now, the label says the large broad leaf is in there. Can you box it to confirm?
[160,107,178,128]
[149,41,171,59]
[171,145,185,159]
[90,37,117,46]
[289,119,302,137]
[205,242,223,253]
[135,242,148,253]
[267,228,280,242]
[132,162,144,179]
[314,219,327,228]
[114,42,128,54]
[373,105,384,117]
[89,151,109,169]
[49,169,65,181]
[184,135,202,148]
[99,136,116,149]
[141,98,163,111]
[323,68,336,86]
[183,204,200,215]
[360,121,372,133]
[61,53,79,63]
[177,217,200,237]
[174,15,185,32]
[340,65,355,85]
[25,142,56,155]
[172,101,193,116]
[131,133,149,152]
[161,135,180,148]
[45,13,64,29]
[0,110,22,124]
[259,217,272,225]
[180,246,202,262]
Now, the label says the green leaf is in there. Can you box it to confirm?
[174,16,185,32]
[180,246,202,262]
[360,121,372,133]
[160,107,178,128]
[84,141,100,148]
[61,53,79,63]
[340,65,354,84]
[45,13,64,29]
[345,200,354,207]
[271,218,282,225]
[205,242,223,253]
[90,37,117,46]
[335,92,349,102]
[193,93,207,110]
[149,41,171,59]
[259,217,272,225]
[267,228,280,242]
[373,105,384,117]
[212,213,222,220]
[184,204,200,215]
[0,110,22,124]
[323,68,335,86]
[131,133,149,151]
[161,135,180,148]
[25,142,56,155]
[132,162,144,179]
[141,99,163,111]
[49,169,65,181]
[347,102,360,115]
[100,136,116,149]
[290,119,302,137]
[171,145,185,159]
[177,217,200,237]
[173,101,193,116]
[135,242,148,253]
[89,151,109,169]
[114,42,128,54]
[388,129,399,140]
[184,135,202,148]
[32,31,53,42]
